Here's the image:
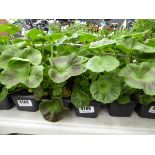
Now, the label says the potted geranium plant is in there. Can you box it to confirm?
[0,44,44,112]
[135,94,155,119]
[39,81,71,122]
[107,84,137,117]
[119,61,155,118]
[39,52,87,122]
[71,71,101,118]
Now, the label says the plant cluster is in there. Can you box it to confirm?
[1,20,155,122]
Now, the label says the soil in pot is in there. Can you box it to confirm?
[107,101,136,117]
[11,89,39,112]
[135,103,155,119]
[75,100,101,118]
[0,96,14,110]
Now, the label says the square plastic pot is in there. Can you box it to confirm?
[107,101,136,117]
[11,90,39,112]
[135,103,155,119]
[0,96,14,110]
[75,100,101,118]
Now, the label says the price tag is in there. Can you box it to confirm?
[79,106,94,113]
[148,106,155,113]
[17,100,33,107]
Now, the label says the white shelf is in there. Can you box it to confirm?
[0,107,155,135]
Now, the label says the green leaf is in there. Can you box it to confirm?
[50,33,65,42]
[39,98,69,122]
[0,46,23,68]
[0,58,30,89]
[55,35,68,46]
[89,38,117,48]
[22,65,44,88]
[117,95,130,105]
[119,62,155,95]
[0,58,43,89]
[71,88,90,108]
[0,86,8,102]
[145,38,155,47]
[12,38,28,48]
[116,35,155,53]
[86,56,119,72]
[139,94,155,105]
[48,53,86,83]
[116,36,135,49]
[22,47,42,65]
[52,82,66,97]
[69,30,83,39]
[26,29,46,41]
[0,23,21,35]
[79,33,98,43]
[34,85,48,101]
[0,36,9,44]
[133,42,155,53]
[90,75,121,103]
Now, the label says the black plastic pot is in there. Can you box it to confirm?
[135,103,155,119]
[107,101,136,117]
[11,90,39,112]
[62,98,71,109]
[0,96,14,110]
[75,100,101,118]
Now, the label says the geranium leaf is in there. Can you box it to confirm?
[119,62,155,95]
[133,42,155,53]
[139,94,155,105]
[0,36,9,44]
[0,58,43,89]
[117,95,130,105]
[86,56,119,72]
[23,65,44,88]
[22,47,42,65]
[71,88,90,108]
[90,75,121,103]
[0,23,21,35]
[0,58,30,89]
[50,33,65,42]
[79,33,98,43]
[145,38,155,47]
[0,46,23,68]
[39,98,69,122]
[48,53,86,83]
[0,86,8,102]
[55,35,68,46]
[26,29,46,41]
[116,36,135,50]
[12,38,28,48]
[89,38,117,48]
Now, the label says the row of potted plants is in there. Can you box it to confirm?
[0,21,155,122]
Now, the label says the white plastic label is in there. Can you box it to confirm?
[79,106,94,113]
[149,106,155,113]
[17,100,33,107]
